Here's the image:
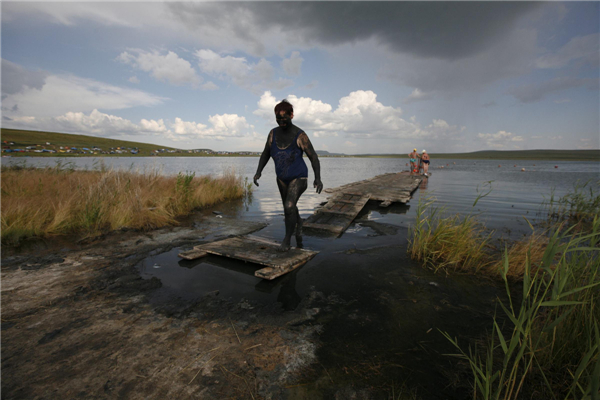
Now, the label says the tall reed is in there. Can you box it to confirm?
[543,180,600,229]
[443,218,600,399]
[408,197,493,274]
[1,165,249,244]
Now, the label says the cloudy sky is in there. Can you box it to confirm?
[2,1,599,154]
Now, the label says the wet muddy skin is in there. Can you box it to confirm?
[2,197,508,400]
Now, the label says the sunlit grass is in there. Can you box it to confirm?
[1,164,249,244]
[408,197,494,275]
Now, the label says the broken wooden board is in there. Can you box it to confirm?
[303,192,371,236]
[324,172,423,204]
[178,235,318,280]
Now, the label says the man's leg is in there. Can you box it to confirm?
[276,178,307,252]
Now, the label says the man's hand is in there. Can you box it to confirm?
[314,179,323,194]
[253,173,261,187]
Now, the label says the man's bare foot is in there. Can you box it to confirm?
[277,241,291,252]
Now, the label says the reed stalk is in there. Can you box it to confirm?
[408,196,493,274]
[442,218,600,399]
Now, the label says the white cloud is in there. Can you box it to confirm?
[140,118,167,133]
[281,51,303,76]
[4,110,254,143]
[254,90,464,140]
[477,130,524,148]
[117,49,201,87]
[201,81,219,91]
[1,73,165,118]
[403,88,433,104]
[128,76,140,84]
[7,109,142,136]
[344,141,357,147]
[168,114,252,141]
[195,49,293,94]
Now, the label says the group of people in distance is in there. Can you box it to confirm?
[408,148,430,176]
[254,98,430,252]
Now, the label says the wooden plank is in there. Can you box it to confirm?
[178,236,318,279]
[303,222,344,233]
[317,209,359,216]
[304,193,370,236]
[255,260,310,280]
[178,249,208,260]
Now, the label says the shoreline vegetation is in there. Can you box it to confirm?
[2,128,599,161]
[408,183,600,399]
[0,163,250,245]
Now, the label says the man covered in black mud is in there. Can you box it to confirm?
[253,99,323,252]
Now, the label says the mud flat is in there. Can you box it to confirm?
[1,217,318,399]
[2,210,505,399]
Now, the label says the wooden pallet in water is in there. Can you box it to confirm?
[303,192,371,236]
[178,235,318,280]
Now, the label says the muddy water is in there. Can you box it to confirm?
[5,156,597,398]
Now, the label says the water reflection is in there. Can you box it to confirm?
[140,248,302,311]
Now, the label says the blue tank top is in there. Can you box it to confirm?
[270,128,308,182]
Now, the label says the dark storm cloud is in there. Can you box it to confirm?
[1,59,48,95]
[167,2,540,60]
[508,77,600,103]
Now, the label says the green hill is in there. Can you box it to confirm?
[427,149,600,161]
[1,128,180,155]
[356,149,599,161]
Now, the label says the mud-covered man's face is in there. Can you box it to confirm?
[276,111,293,129]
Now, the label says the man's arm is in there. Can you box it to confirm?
[253,131,272,187]
[298,132,323,194]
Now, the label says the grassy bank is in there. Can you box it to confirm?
[1,164,250,244]
[408,188,600,398]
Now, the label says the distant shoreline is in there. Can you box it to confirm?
[2,128,598,161]
[3,152,599,162]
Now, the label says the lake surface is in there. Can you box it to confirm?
[3,156,598,398]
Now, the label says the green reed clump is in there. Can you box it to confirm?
[1,165,249,244]
[443,218,600,400]
[543,180,600,227]
[408,197,493,274]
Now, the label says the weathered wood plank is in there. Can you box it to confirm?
[255,260,309,280]
[178,235,318,279]
[304,193,370,236]
[303,222,344,233]
[178,249,209,260]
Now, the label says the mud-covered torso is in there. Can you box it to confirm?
[270,126,308,181]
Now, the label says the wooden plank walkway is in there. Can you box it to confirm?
[304,172,423,235]
[324,172,423,203]
[303,192,370,236]
[178,235,318,280]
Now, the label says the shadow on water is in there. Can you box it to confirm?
[137,207,506,399]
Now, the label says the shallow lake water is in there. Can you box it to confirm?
[4,156,598,398]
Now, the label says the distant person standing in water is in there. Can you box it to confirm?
[254,99,323,252]
[408,148,419,173]
[421,150,430,176]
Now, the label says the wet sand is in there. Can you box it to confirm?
[2,207,507,399]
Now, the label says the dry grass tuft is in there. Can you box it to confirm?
[486,233,549,279]
[1,165,247,244]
